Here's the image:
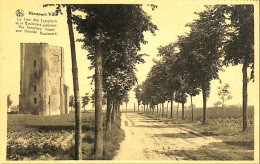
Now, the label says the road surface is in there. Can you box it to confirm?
[114,112,224,160]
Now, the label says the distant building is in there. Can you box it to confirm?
[19,43,69,115]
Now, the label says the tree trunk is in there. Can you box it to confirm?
[171,91,174,119]
[182,92,185,120]
[222,99,224,110]
[115,101,119,117]
[66,6,82,160]
[160,103,162,115]
[112,101,116,122]
[162,103,164,117]
[202,84,207,124]
[118,103,120,116]
[157,104,158,116]
[170,100,173,119]
[182,102,185,120]
[242,60,248,131]
[105,93,112,138]
[115,101,118,117]
[191,95,193,122]
[177,103,179,119]
[166,101,169,118]
[94,41,103,158]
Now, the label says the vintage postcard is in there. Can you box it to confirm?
[0,0,259,163]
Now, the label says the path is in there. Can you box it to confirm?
[114,112,223,160]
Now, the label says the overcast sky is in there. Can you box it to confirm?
[0,2,258,111]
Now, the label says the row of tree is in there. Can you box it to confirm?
[44,4,158,159]
[69,93,90,112]
[71,5,158,159]
[135,5,254,129]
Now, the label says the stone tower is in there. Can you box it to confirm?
[19,43,69,115]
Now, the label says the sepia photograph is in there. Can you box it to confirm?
[0,0,259,163]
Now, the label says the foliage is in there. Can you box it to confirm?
[134,84,142,105]
[183,5,226,93]
[72,5,158,102]
[7,94,13,109]
[214,101,222,107]
[222,5,254,80]
[215,5,254,130]
[122,92,129,105]
[69,95,75,109]
[218,83,232,108]
[10,105,19,113]
[174,91,187,104]
[82,93,90,110]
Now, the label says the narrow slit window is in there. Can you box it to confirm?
[34,98,37,104]
[34,73,37,79]
[34,60,36,67]
[34,86,37,92]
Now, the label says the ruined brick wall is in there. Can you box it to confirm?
[46,45,63,115]
[19,43,45,114]
[19,43,69,115]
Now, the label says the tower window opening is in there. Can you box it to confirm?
[34,98,37,104]
[34,60,36,67]
[34,86,37,92]
[34,73,37,79]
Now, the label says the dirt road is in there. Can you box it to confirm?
[114,112,228,160]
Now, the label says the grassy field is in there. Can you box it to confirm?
[143,105,255,160]
[7,112,125,160]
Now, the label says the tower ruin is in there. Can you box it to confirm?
[19,43,69,115]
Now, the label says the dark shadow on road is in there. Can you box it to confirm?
[124,120,129,126]
[153,132,198,139]
[134,125,177,128]
[139,120,163,123]
[224,141,254,150]
[153,146,254,160]
[199,131,218,136]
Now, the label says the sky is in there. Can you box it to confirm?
[0,1,258,112]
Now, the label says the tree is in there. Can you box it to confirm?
[187,88,200,121]
[11,105,19,113]
[174,90,187,120]
[82,93,90,111]
[218,83,232,109]
[67,6,83,159]
[134,84,143,112]
[214,101,222,107]
[69,95,75,111]
[7,94,13,112]
[221,5,254,131]
[122,92,130,111]
[181,6,226,124]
